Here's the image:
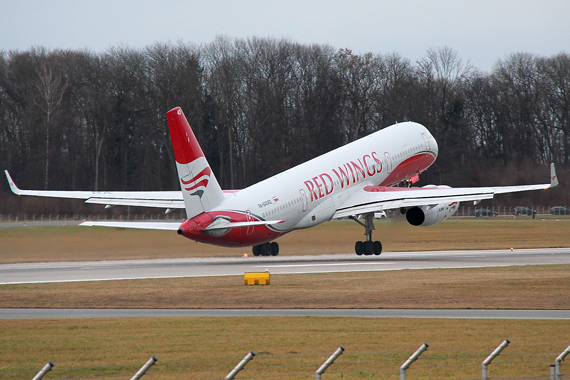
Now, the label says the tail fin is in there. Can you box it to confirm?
[166,107,224,219]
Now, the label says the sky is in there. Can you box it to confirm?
[1,0,569,72]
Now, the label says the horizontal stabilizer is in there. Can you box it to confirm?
[80,221,181,230]
[85,198,185,209]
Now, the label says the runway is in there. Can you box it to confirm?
[2,248,570,320]
[1,247,570,285]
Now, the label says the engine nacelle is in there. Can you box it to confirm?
[405,202,458,226]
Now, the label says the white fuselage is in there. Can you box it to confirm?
[215,122,438,233]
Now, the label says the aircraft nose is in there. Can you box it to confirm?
[431,136,439,157]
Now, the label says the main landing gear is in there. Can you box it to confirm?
[349,213,382,256]
[252,242,279,256]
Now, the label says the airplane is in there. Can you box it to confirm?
[5,107,559,256]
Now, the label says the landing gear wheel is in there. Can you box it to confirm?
[350,213,383,257]
[355,241,363,255]
[270,242,279,256]
[373,241,382,255]
[363,241,375,255]
[252,242,279,257]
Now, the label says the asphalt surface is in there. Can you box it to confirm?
[1,308,569,319]
[2,248,569,320]
[1,248,570,285]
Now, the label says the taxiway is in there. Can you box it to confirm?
[1,308,568,319]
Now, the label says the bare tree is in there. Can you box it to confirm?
[1,42,570,213]
[31,48,68,189]
[334,49,383,142]
[537,53,570,169]
[204,36,244,188]
[492,53,542,164]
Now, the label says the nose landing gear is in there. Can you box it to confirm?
[350,213,382,256]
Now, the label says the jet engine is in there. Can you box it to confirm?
[405,202,458,227]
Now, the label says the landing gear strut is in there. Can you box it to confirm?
[252,242,279,257]
[349,213,382,256]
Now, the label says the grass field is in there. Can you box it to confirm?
[2,218,569,379]
[2,265,570,309]
[1,318,569,379]
[1,218,570,263]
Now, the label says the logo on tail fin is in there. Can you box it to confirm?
[181,166,212,198]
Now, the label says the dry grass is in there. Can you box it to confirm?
[1,218,570,263]
[1,317,569,379]
[2,265,569,310]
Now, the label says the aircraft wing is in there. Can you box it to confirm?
[333,163,559,219]
[5,170,185,209]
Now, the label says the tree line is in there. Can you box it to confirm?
[1,37,568,214]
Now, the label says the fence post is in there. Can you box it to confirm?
[225,351,255,380]
[551,365,556,380]
[554,344,570,379]
[130,356,157,380]
[315,346,344,380]
[400,343,428,380]
[31,362,54,380]
[482,339,509,380]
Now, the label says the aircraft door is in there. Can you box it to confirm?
[299,189,308,212]
[384,152,393,174]
[245,210,254,235]
[421,133,430,152]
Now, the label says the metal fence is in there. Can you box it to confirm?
[451,206,570,218]
[6,342,570,380]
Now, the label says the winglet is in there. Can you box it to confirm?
[4,170,22,195]
[550,163,559,188]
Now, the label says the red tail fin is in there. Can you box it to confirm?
[167,107,224,218]
[167,107,205,165]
